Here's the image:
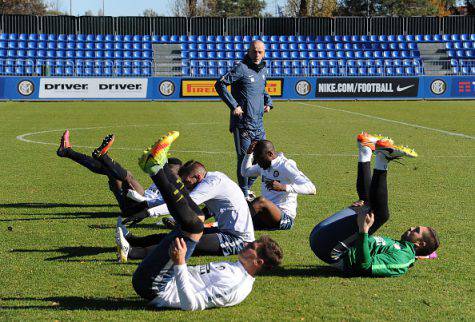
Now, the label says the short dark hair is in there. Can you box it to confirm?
[417,227,440,256]
[178,160,205,177]
[254,140,275,155]
[255,235,283,270]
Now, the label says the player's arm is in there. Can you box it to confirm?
[263,78,273,111]
[282,160,316,195]
[353,213,374,274]
[369,249,416,277]
[171,238,208,311]
[241,141,261,177]
[215,64,243,111]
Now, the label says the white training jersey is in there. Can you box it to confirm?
[147,171,255,242]
[150,261,255,311]
[241,153,316,219]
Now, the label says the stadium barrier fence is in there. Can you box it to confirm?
[1,15,474,36]
[3,75,474,101]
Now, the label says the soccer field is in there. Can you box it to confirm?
[0,100,474,321]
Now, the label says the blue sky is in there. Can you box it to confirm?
[55,0,287,16]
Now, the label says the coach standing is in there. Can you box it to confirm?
[215,40,273,199]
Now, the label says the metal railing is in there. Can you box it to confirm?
[0,15,474,36]
[1,58,473,77]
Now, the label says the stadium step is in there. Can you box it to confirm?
[152,43,182,76]
[418,42,451,75]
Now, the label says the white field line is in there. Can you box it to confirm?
[16,124,474,158]
[296,101,475,140]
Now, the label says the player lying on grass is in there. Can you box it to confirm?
[56,130,182,217]
[309,133,439,277]
[131,131,283,311]
[241,140,316,230]
[117,159,256,260]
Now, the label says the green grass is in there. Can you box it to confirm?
[0,100,474,321]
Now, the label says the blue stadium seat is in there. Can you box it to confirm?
[423,34,433,42]
[0,49,7,57]
[451,34,461,41]
[8,42,17,49]
[213,35,223,43]
[405,35,414,42]
[36,49,46,58]
[471,34,475,41]
[395,67,404,75]
[415,34,423,42]
[368,67,378,75]
[385,67,395,76]
[37,34,47,42]
[122,35,132,43]
[18,33,28,41]
[9,33,18,41]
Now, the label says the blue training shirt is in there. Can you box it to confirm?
[215,57,272,132]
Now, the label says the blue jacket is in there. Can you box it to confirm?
[215,55,273,132]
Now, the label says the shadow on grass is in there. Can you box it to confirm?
[11,246,116,261]
[0,296,147,311]
[0,211,119,222]
[88,223,163,230]
[0,202,116,209]
[261,265,348,278]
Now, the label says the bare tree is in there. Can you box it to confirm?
[143,8,159,17]
[84,9,94,16]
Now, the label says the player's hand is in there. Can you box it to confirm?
[265,180,286,192]
[170,237,187,265]
[247,140,259,154]
[121,209,149,226]
[352,200,365,207]
[357,212,374,233]
[264,105,271,113]
[233,106,244,117]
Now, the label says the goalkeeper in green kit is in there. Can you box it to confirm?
[309,133,440,277]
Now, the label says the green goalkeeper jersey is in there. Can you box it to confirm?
[343,234,416,277]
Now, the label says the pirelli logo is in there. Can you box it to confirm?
[181,79,283,97]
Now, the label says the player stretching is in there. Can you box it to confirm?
[132,131,283,310]
[241,140,316,230]
[117,159,255,261]
[309,133,439,277]
[55,130,181,217]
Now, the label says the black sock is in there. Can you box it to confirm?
[369,169,389,233]
[98,154,128,181]
[150,167,203,234]
[163,165,202,216]
[65,149,108,175]
[357,162,371,202]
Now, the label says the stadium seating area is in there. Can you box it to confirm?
[0,33,474,77]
